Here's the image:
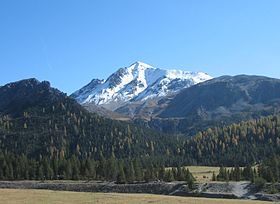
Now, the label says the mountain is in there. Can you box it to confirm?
[71,61,212,111]
[161,75,280,118]
[71,63,280,136]
[0,78,183,160]
[0,78,66,116]
[1,78,280,168]
[82,103,130,121]
[139,75,280,135]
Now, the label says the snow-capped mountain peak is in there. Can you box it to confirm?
[131,61,154,69]
[71,62,212,110]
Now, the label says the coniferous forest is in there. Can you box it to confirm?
[214,154,280,191]
[1,79,280,182]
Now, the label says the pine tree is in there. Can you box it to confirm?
[65,160,72,179]
[133,159,142,182]
[106,156,117,181]
[96,156,106,180]
[28,159,37,180]
[235,166,241,181]
[6,162,14,180]
[164,170,174,182]
[176,166,184,181]
[71,157,80,180]
[116,162,126,184]
[0,153,4,180]
[52,157,59,179]
[212,171,217,181]
[84,159,96,180]
[37,164,44,180]
[185,168,194,189]
[126,161,135,183]
[158,166,165,181]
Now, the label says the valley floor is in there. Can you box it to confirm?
[0,189,272,204]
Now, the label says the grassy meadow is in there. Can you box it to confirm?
[183,166,220,182]
[165,165,221,182]
[0,189,272,204]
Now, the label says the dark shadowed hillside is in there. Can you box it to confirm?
[1,78,280,171]
[0,79,183,160]
[138,75,280,135]
[161,75,280,118]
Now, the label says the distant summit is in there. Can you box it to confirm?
[71,61,212,110]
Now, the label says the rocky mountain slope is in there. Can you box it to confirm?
[139,75,280,135]
[71,61,212,111]
[161,75,280,118]
[72,63,280,135]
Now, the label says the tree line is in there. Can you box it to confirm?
[215,154,280,192]
[214,166,257,182]
[0,151,195,186]
[2,103,280,168]
[185,115,280,166]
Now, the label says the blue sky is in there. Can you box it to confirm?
[0,0,280,94]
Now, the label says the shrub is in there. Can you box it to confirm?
[254,177,266,190]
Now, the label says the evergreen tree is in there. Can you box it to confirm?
[133,159,142,182]
[126,161,135,183]
[65,160,72,179]
[176,166,184,181]
[212,171,217,181]
[71,159,80,180]
[164,170,174,182]
[185,168,194,189]
[37,164,44,180]
[84,159,96,180]
[158,166,165,181]
[116,162,126,184]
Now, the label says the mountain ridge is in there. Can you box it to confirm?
[132,74,280,135]
[0,78,67,116]
[0,78,183,160]
[1,77,280,167]
[71,61,212,110]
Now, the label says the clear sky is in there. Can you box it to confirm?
[0,0,280,94]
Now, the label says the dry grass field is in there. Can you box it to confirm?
[165,166,221,182]
[0,189,272,204]
[184,166,220,182]
[166,165,229,182]
[183,166,259,182]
